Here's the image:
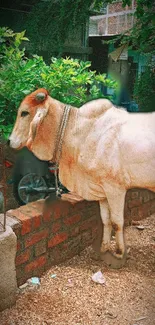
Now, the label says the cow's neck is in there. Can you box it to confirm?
[58,106,97,194]
[53,104,71,164]
[53,104,78,164]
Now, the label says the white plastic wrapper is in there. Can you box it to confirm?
[91,271,106,285]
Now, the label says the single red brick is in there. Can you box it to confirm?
[21,218,32,235]
[25,255,46,273]
[51,221,61,233]
[48,232,68,248]
[32,215,41,230]
[64,214,81,226]
[16,249,30,266]
[25,229,49,248]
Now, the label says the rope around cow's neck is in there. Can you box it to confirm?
[52,104,71,197]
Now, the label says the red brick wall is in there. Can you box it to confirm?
[7,190,155,286]
[109,2,126,14]
[125,189,155,221]
[7,194,100,286]
[94,1,136,36]
[108,1,134,14]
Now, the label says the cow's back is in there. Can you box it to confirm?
[118,112,155,189]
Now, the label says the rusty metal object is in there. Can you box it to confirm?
[0,136,7,231]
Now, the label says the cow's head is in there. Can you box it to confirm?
[9,88,61,161]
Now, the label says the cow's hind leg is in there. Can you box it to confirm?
[99,189,127,268]
[106,187,126,259]
[99,199,112,253]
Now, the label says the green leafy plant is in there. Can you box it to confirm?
[134,63,155,112]
[23,0,104,55]
[0,27,117,139]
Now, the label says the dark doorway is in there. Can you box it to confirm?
[89,36,109,73]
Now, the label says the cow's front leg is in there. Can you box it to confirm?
[99,199,112,253]
[105,185,126,259]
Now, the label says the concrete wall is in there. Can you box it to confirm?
[0,226,17,311]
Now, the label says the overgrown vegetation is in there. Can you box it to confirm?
[109,0,155,55]
[13,0,104,55]
[0,27,117,138]
[134,63,155,112]
[12,0,154,56]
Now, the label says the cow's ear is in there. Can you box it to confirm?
[26,107,48,148]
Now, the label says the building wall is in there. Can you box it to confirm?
[89,1,148,103]
[89,0,136,36]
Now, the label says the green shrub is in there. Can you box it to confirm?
[134,64,155,112]
[0,27,117,139]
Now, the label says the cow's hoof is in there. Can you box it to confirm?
[100,243,110,254]
[100,250,127,269]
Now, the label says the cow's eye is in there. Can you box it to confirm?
[21,111,29,117]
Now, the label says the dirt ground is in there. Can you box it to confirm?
[0,214,155,325]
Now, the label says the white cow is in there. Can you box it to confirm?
[9,88,155,264]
